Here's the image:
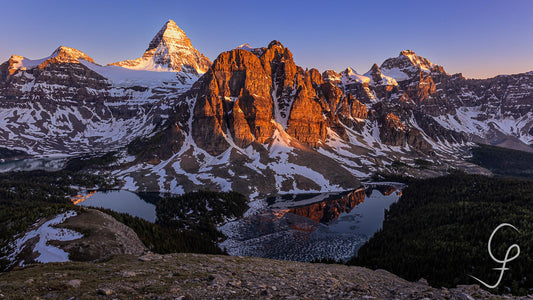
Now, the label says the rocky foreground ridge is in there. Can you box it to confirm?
[0,252,526,299]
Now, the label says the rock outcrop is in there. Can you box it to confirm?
[188,40,333,154]
[118,40,533,197]
[1,209,147,269]
[190,48,273,154]
[55,209,147,262]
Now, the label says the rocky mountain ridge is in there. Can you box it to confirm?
[1,21,532,198]
[0,20,208,155]
[115,40,504,197]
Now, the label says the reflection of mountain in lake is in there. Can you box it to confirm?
[287,189,366,223]
[371,185,398,196]
[219,185,402,262]
[71,191,97,205]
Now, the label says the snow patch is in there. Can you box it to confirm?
[381,67,410,81]
[2,211,82,267]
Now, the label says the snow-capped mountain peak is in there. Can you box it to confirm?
[48,46,95,64]
[146,20,190,51]
[399,50,436,71]
[343,67,357,76]
[6,46,95,74]
[340,67,370,85]
[236,43,254,51]
[235,43,266,56]
[110,19,211,74]
[51,46,88,58]
[380,49,445,81]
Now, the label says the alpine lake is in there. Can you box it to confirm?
[3,156,403,262]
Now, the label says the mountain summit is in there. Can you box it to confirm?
[110,20,211,74]
[380,50,445,80]
[6,46,95,75]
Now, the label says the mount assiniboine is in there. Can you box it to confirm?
[0,20,209,155]
[1,20,533,198]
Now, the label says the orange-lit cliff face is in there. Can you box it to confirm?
[287,189,366,224]
[233,190,368,237]
[187,40,335,155]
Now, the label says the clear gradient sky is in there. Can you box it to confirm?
[1,0,533,79]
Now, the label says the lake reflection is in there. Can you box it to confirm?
[219,184,403,262]
[72,190,157,223]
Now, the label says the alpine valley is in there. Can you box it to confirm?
[2,19,533,198]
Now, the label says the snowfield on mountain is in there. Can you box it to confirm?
[1,20,532,198]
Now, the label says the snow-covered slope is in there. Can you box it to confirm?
[1,211,82,269]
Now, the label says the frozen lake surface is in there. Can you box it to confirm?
[220,183,403,262]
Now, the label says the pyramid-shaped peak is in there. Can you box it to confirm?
[166,19,178,26]
[147,19,191,51]
[110,20,211,73]
[161,19,184,37]
[363,63,398,86]
[365,63,382,82]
